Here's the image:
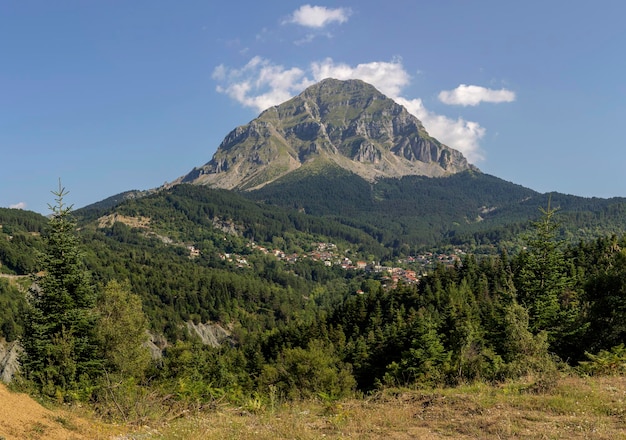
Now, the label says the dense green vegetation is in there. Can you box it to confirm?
[1,179,626,420]
[76,185,375,342]
[238,211,626,397]
[0,279,23,342]
[249,169,626,251]
[0,208,48,344]
[81,184,386,256]
[0,207,46,275]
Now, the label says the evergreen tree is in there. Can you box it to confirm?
[500,301,553,378]
[515,199,581,353]
[20,182,100,399]
[584,245,626,354]
[384,309,450,386]
[516,201,566,331]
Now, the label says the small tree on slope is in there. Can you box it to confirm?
[20,182,100,399]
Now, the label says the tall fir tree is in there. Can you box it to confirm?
[20,182,100,399]
[514,198,581,353]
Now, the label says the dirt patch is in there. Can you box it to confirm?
[0,384,121,440]
[97,214,150,229]
[0,274,28,280]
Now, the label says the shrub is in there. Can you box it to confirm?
[579,344,626,376]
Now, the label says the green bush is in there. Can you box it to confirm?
[579,344,626,376]
[259,339,356,400]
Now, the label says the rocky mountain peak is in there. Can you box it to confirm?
[179,78,478,190]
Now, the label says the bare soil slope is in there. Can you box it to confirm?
[0,384,119,440]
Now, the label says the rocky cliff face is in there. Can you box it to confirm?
[180,78,478,190]
[0,341,20,383]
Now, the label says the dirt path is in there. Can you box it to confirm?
[0,274,28,280]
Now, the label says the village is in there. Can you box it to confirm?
[192,241,467,289]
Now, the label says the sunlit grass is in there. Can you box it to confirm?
[135,375,626,440]
[21,375,620,439]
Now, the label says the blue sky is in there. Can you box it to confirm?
[3,1,626,214]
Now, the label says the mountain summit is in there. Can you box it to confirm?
[179,78,478,190]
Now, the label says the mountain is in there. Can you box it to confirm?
[72,76,626,252]
[70,77,626,251]
[178,78,477,190]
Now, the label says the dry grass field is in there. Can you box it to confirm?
[2,375,625,440]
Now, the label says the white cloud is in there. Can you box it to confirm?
[212,57,314,111]
[438,84,516,106]
[294,33,317,45]
[9,202,26,210]
[395,97,485,163]
[213,57,497,163]
[310,58,410,97]
[284,5,351,28]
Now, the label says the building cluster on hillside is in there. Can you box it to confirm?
[398,249,465,268]
[191,240,467,288]
[187,245,201,258]
[378,266,419,287]
[217,252,249,268]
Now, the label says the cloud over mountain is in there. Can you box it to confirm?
[395,97,486,163]
[213,57,315,112]
[310,58,410,97]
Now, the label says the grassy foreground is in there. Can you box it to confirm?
[125,375,626,440]
[2,375,625,439]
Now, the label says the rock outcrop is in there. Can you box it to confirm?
[0,340,21,383]
[185,321,232,347]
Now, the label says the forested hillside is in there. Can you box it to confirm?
[0,208,47,343]
[42,185,388,342]
[1,184,626,424]
[0,208,46,274]
[249,169,626,251]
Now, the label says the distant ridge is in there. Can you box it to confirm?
[178,78,478,190]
